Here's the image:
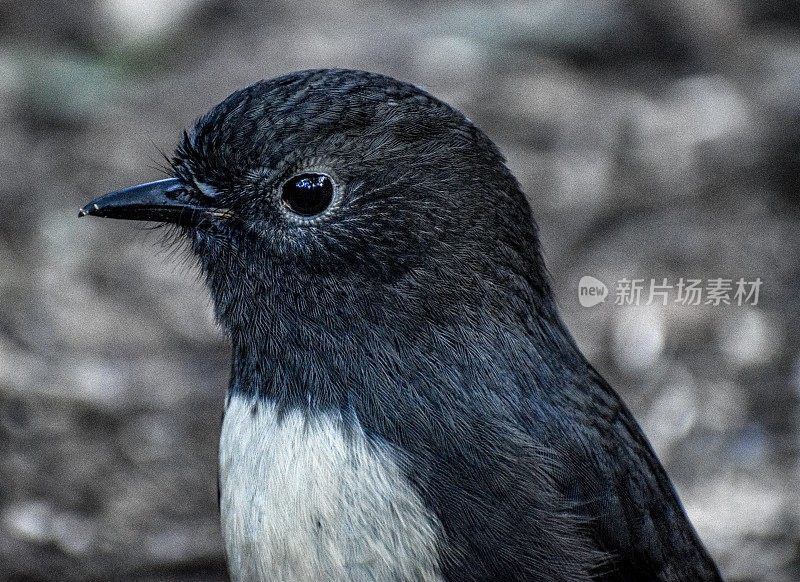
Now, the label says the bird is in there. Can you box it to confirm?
[79,69,723,581]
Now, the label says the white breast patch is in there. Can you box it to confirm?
[219,395,444,582]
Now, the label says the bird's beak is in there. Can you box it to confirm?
[78,178,224,226]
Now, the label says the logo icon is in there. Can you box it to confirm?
[578,276,608,307]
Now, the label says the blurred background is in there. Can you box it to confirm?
[0,0,798,580]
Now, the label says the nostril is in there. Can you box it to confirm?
[165,184,185,200]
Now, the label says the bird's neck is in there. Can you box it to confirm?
[223,286,586,414]
[224,300,377,409]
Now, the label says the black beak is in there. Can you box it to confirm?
[79,178,221,227]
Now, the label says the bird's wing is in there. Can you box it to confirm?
[560,365,723,581]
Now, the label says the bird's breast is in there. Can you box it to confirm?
[218,394,443,582]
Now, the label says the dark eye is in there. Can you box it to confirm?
[281,173,334,217]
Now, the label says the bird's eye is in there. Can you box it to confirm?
[281,173,334,217]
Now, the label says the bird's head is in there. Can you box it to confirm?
[81,70,553,342]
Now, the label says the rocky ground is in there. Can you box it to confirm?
[0,1,798,580]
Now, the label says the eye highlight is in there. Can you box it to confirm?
[281,173,334,217]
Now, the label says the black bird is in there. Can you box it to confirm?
[80,69,722,581]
